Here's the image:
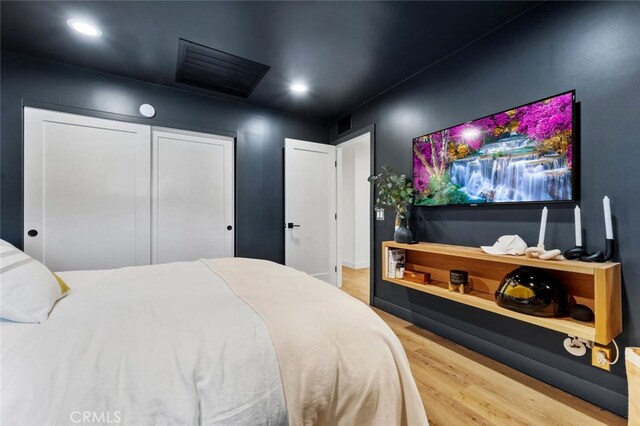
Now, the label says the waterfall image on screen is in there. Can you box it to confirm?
[413,91,574,206]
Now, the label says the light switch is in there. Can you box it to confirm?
[375,208,385,221]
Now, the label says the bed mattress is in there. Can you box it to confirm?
[1,258,427,425]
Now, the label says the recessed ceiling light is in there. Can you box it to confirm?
[290,82,308,93]
[67,19,102,37]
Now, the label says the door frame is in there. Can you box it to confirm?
[335,131,372,288]
[22,99,238,139]
[332,125,375,304]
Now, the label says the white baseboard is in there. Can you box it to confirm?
[342,259,370,269]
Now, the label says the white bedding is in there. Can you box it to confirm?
[1,261,287,425]
[2,259,427,426]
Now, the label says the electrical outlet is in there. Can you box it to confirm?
[591,345,612,371]
[375,208,385,221]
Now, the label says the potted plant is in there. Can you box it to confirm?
[368,165,415,243]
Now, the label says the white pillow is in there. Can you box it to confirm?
[0,239,65,323]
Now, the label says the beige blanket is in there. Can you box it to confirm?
[206,258,428,426]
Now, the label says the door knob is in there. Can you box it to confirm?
[227,225,233,231]
[286,223,301,229]
[27,229,38,237]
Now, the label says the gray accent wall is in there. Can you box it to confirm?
[0,51,329,263]
[331,1,640,416]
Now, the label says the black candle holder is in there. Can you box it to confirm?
[563,246,588,260]
[579,239,614,263]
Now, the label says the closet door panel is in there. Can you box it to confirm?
[24,108,151,271]
[152,129,234,263]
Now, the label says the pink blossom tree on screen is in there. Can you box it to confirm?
[517,93,572,142]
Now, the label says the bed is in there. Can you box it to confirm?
[1,258,427,425]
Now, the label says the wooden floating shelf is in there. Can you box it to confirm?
[382,241,622,345]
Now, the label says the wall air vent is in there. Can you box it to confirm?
[176,38,270,98]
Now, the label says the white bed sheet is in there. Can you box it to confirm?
[1,261,287,425]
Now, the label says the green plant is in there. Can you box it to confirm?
[367,165,414,220]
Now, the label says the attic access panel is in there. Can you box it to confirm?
[176,38,270,98]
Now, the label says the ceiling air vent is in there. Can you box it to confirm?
[176,38,270,98]
[337,114,352,134]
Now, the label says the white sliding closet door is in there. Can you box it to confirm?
[24,107,151,271]
[152,128,234,264]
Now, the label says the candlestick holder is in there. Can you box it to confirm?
[580,239,614,263]
[563,246,588,260]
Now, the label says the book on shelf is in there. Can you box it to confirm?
[387,248,406,278]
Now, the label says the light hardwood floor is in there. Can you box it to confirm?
[341,266,625,426]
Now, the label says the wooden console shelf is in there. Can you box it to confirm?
[382,241,622,345]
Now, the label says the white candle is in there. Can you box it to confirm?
[574,206,582,247]
[603,196,613,239]
[538,206,548,247]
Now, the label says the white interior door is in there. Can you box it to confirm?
[152,128,234,264]
[284,138,337,285]
[24,107,151,271]
[336,132,371,287]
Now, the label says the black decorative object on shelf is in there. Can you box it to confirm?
[575,196,615,263]
[448,269,470,294]
[450,270,469,286]
[580,239,614,263]
[563,246,588,260]
[570,304,595,322]
[495,267,569,317]
[564,205,587,260]
[394,218,413,243]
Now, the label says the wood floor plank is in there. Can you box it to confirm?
[340,267,626,426]
[416,381,494,426]
[451,388,532,426]
[407,352,470,398]
[454,384,614,426]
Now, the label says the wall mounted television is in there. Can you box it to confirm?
[412,90,575,206]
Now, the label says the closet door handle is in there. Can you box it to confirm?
[27,229,38,237]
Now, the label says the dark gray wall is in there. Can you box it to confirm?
[332,1,640,416]
[1,51,329,262]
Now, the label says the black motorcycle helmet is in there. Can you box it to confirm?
[495,266,569,317]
